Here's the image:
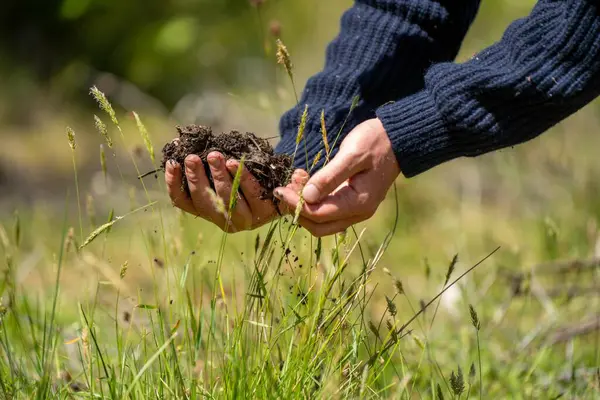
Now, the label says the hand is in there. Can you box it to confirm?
[273,118,400,237]
[166,151,308,232]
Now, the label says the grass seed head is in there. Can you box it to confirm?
[450,366,465,396]
[469,362,476,381]
[320,110,330,156]
[386,319,398,342]
[436,384,445,400]
[368,321,380,339]
[66,127,76,150]
[469,304,481,330]
[94,115,113,148]
[90,86,119,126]
[254,233,261,254]
[205,188,227,217]
[424,257,431,280]
[350,95,360,111]
[394,279,404,295]
[311,150,322,171]
[120,261,128,279]
[385,295,397,316]
[412,334,425,350]
[80,216,123,249]
[276,39,293,78]
[445,254,459,285]
[293,197,304,225]
[296,104,308,145]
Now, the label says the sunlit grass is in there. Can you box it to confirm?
[0,89,598,398]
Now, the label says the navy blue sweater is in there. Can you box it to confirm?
[276,0,600,177]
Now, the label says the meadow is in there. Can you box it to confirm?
[1,1,600,398]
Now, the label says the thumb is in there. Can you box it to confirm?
[302,148,365,203]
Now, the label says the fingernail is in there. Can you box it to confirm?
[208,155,221,168]
[273,188,283,199]
[302,184,320,203]
[169,160,177,169]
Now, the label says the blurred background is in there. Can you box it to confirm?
[0,0,559,210]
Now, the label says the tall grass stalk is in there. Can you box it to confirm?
[66,127,83,242]
[469,304,483,399]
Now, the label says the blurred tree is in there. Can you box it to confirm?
[0,0,290,109]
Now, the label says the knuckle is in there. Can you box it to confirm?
[165,171,174,186]
[211,168,228,182]
[356,192,371,206]
[344,148,363,164]
[165,170,180,187]
[346,147,362,159]
[185,171,200,185]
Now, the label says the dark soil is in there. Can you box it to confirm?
[161,125,293,199]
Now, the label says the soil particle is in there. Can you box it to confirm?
[161,125,293,199]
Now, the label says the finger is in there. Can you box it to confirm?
[276,170,310,215]
[273,185,362,223]
[302,148,367,204]
[208,152,252,230]
[225,160,265,208]
[184,155,225,223]
[290,169,309,189]
[226,160,275,226]
[297,215,365,238]
[165,160,196,215]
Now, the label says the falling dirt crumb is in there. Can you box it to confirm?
[161,125,293,200]
[153,258,164,268]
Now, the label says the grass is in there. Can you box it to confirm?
[0,90,599,399]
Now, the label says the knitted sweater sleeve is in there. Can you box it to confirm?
[276,0,482,170]
[376,0,600,177]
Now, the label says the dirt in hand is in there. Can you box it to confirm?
[161,125,293,199]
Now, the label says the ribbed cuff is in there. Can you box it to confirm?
[376,90,462,178]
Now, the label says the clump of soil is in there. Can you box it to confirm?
[161,125,293,199]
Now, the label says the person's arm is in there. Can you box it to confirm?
[274,0,600,237]
[276,0,482,170]
[376,0,600,177]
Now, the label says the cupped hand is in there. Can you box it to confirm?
[165,151,308,232]
[273,118,400,237]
